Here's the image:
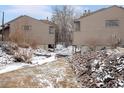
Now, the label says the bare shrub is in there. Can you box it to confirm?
[18,42,30,48]
[9,30,39,48]
[14,49,33,64]
[1,42,18,55]
[108,36,121,49]
[8,21,40,48]
[9,30,25,45]
[27,39,39,49]
[9,30,30,48]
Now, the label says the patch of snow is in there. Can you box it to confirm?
[0,52,56,74]
[93,60,99,64]
[0,48,14,64]
[0,63,31,74]
[106,48,120,55]
[56,44,64,50]
[117,47,124,54]
[96,77,103,81]
[104,74,113,79]
[96,82,104,87]
[118,79,124,86]
[55,44,73,56]
[91,60,99,71]
[34,48,51,56]
[122,60,124,64]
[36,75,54,88]
[41,79,54,88]
[106,49,114,55]
[31,53,57,65]
[0,44,57,74]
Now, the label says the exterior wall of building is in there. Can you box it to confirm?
[8,16,55,45]
[3,28,10,41]
[73,6,124,46]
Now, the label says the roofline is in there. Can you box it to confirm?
[77,5,124,21]
[5,15,54,26]
[6,15,24,25]
[40,19,57,26]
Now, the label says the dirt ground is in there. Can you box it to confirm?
[0,58,80,88]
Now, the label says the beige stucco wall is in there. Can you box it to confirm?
[9,16,55,45]
[73,6,124,46]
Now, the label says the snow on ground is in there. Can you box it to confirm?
[0,44,74,74]
[0,47,29,74]
[0,44,57,74]
[1,43,124,75]
[0,47,14,64]
[0,58,80,88]
[55,44,73,56]
[33,47,51,56]
[0,63,30,74]
[1,44,115,75]
[31,53,57,65]
[69,48,124,88]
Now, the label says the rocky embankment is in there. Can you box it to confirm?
[69,48,124,88]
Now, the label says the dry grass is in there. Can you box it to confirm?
[0,58,80,88]
[9,30,25,45]
[27,39,39,49]
[0,75,39,88]
[108,36,120,48]
[9,30,39,48]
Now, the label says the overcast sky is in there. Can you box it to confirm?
[0,5,111,24]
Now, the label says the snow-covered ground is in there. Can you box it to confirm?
[0,44,58,74]
[1,42,124,88]
[1,43,124,75]
[0,43,75,74]
[55,44,83,56]
[0,63,30,74]
[32,52,56,65]
[55,44,73,56]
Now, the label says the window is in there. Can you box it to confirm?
[105,20,119,27]
[74,21,80,31]
[49,26,55,34]
[23,25,32,31]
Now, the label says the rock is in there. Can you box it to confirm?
[69,49,124,88]
[81,46,91,55]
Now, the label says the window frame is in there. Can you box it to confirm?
[49,26,55,34]
[74,21,80,31]
[22,25,32,31]
[105,20,119,27]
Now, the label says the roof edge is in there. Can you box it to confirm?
[77,5,124,21]
[4,15,55,26]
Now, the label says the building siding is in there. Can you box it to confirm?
[73,6,124,46]
[7,16,55,45]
